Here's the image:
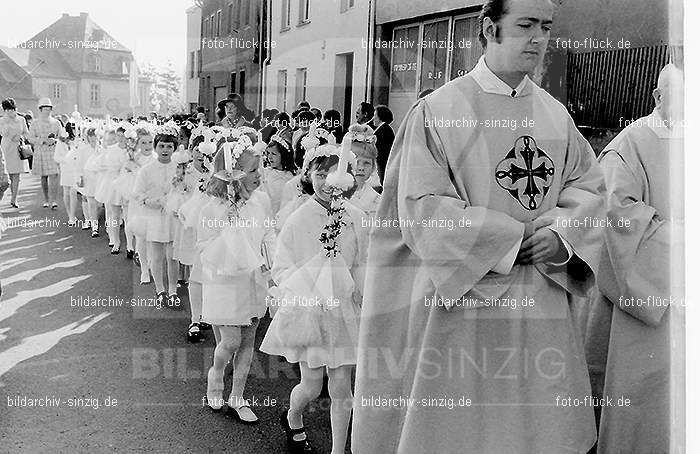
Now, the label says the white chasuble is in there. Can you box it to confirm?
[352,56,605,454]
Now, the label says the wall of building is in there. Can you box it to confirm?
[31,77,79,115]
[265,0,370,124]
[185,6,203,111]
[376,0,482,24]
[77,78,152,118]
[199,0,264,119]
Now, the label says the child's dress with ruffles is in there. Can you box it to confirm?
[260,197,369,369]
[171,166,210,266]
[131,159,177,243]
[197,189,276,326]
[94,144,128,206]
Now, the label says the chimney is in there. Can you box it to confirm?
[80,12,88,18]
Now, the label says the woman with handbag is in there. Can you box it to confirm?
[0,98,30,209]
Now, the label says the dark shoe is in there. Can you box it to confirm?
[81,220,91,230]
[133,252,141,267]
[280,409,314,453]
[91,230,99,238]
[168,294,182,309]
[126,250,134,260]
[111,245,121,255]
[10,202,19,209]
[177,279,189,287]
[51,202,58,210]
[187,323,202,343]
[199,322,212,331]
[156,292,167,307]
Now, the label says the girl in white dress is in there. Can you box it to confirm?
[174,135,212,342]
[94,128,128,253]
[260,138,370,454]
[55,133,80,225]
[198,132,274,423]
[81,128,104,237]
[346,124,381,216]
[261,134,296,216]
[132,125,180,305]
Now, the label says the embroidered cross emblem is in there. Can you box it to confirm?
[495,136,555,210]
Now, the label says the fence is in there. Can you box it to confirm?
[566,45,671,129]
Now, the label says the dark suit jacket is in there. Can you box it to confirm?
[374,122,395,185]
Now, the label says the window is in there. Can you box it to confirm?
[196,50,201,75]
[190,52,196,79]
[52,83,63,99]
[121,59,129,75]
[277,70,287,111]
[227,3,233,32]
[239,69,246,96]
[234,0,241,29]
[389,26,419,92]
[216,9,222,36]
[281,0,291,30]
[90,84,101,107]
[230,72,237,92]
[299,0,310,23]
[341,0,355,13]
[419,19,450,92]
[203,17,209,39]
[295,68,307,105]
[210,14,215,38]
[88,54,102,72]
[243,0,250,26]
[450,15,481,80]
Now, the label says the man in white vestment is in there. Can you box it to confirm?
[352,0,606,452]
[583,63,684,454]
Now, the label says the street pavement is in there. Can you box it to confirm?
[0,176,343,453]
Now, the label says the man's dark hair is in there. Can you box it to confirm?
[196,106,206,113]
[359,102,374,119]
[478,0,509,48]
[274,112,291,128]
[374,105,393,124]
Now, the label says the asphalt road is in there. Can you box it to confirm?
[0,176,342,454]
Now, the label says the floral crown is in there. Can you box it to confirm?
[269,133,291,152]
[154,120,180,137]
[346,124,377,145]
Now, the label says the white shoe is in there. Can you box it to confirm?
[228,396,258,424]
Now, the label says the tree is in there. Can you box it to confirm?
[142,60,185,116]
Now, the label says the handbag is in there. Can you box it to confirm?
[18,138,33,160]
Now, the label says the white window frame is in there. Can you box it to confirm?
[90,84,100,107]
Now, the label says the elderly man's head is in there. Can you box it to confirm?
[653,63,684,124]
[480,0,553,76]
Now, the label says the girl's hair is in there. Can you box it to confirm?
[266,141,296,173]
[300,154,357,199]
[347,123,378,162]
[154,133,179,149]
[136,128,152,138]
[210,140,259,204]
[205,176,229,200]
[2,98,16,111]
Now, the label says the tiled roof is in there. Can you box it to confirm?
[23,13,131,53]
[0,46,76,80]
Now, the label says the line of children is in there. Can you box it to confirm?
[56,116,382,454]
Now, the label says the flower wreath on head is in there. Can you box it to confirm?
[154,120,180,137]
[269,132,292,153]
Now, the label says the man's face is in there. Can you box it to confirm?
[356,105,368,123]
[40,107,51,118]
[487,0,553,74]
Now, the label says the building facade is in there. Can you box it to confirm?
[0,13,153,118]
[198,0,267,120]
[264,0,371,129]
[371,0,484,124]
[185,5,203,113]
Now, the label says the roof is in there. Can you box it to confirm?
[0,46,76,80]
[22,13,131,53]
[0,49,36,100]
